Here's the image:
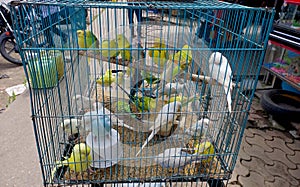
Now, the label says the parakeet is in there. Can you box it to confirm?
[208,52,233,113]
[148,38,168,66]
[136,101,182,156]
[167,95,188,104]
[96,69,123,87]
[185,118,210,138]
[170,44,193,69]
[77,30,99,49]
[157,83,186,97]
[100,39,119,58]
[194,141,215,163]
[135,96,157,112]
[51,143,92,181]
[141,71,160,85]
[60,118,82,135]
[116,34,131,61]
[154,148,194,168]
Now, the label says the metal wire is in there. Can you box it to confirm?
[11,1,275,186]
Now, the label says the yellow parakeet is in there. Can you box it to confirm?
[194,141,215,163]
[170,44,192,69]
[77,30,99,49]
[149,38,168,66]
[51,143,92,182]
[100,39,119,58]
[116,34,131,61]
[96,70,123,87]
[167,96,188,104]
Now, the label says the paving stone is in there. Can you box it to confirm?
[287,151,300,165]
[241,157,274,182]
[226,184,241,187]
[265,137,294,155]
[243,128,255,138]
[266,129,293,143]
[244,144,274,165]
[286,139,300,151]
[239,171,264,187]
[288,165,300,180]
[265,176,292,187]
[230,160,250,183]
[265,148,296,169]
[265,160,299,186]
[248,128,273,140]
[245,135,273,152]
[237,143,251,161]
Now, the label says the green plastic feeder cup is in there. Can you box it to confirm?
[28,50,64,89]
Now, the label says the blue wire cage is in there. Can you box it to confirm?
[11,0,274,186]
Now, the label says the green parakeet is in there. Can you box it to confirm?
[51,143,92,181]
[194,141,215,163]
[100,39,119,58]
[77,30,99,49]
[135,96,157,112]
[116,34,131,61]
[148,38,168,67]
[96,69,123,87]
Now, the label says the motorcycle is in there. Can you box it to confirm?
[0,2,22,65]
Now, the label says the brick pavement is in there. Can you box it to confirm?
[228,128,300,187]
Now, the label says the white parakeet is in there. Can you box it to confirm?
[157,82,186,97]
[154,148,195,168]
[185,118,210,138]
[51,143,92,182]
[60,118,83,135]
[208,52,233,113]
[136,101,182,156]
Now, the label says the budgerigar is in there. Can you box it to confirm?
[148,38,168,67]
[77,30,99,49]
[96,69,123,87]
[208,52,233,113]
[170,44,192,69]
[136,101,182,156]
[51,143,92,181]
[100,39,119,58]
[154,148,194,168]
[60,118,83,135]
[185,118,210,138]
[194,141,215,163]
[135,96,157,112]
[166,95,188,104]
[116,34,131,61]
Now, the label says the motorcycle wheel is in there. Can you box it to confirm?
[0,32,22,65]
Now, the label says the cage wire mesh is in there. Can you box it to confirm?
[11,0,274,186]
